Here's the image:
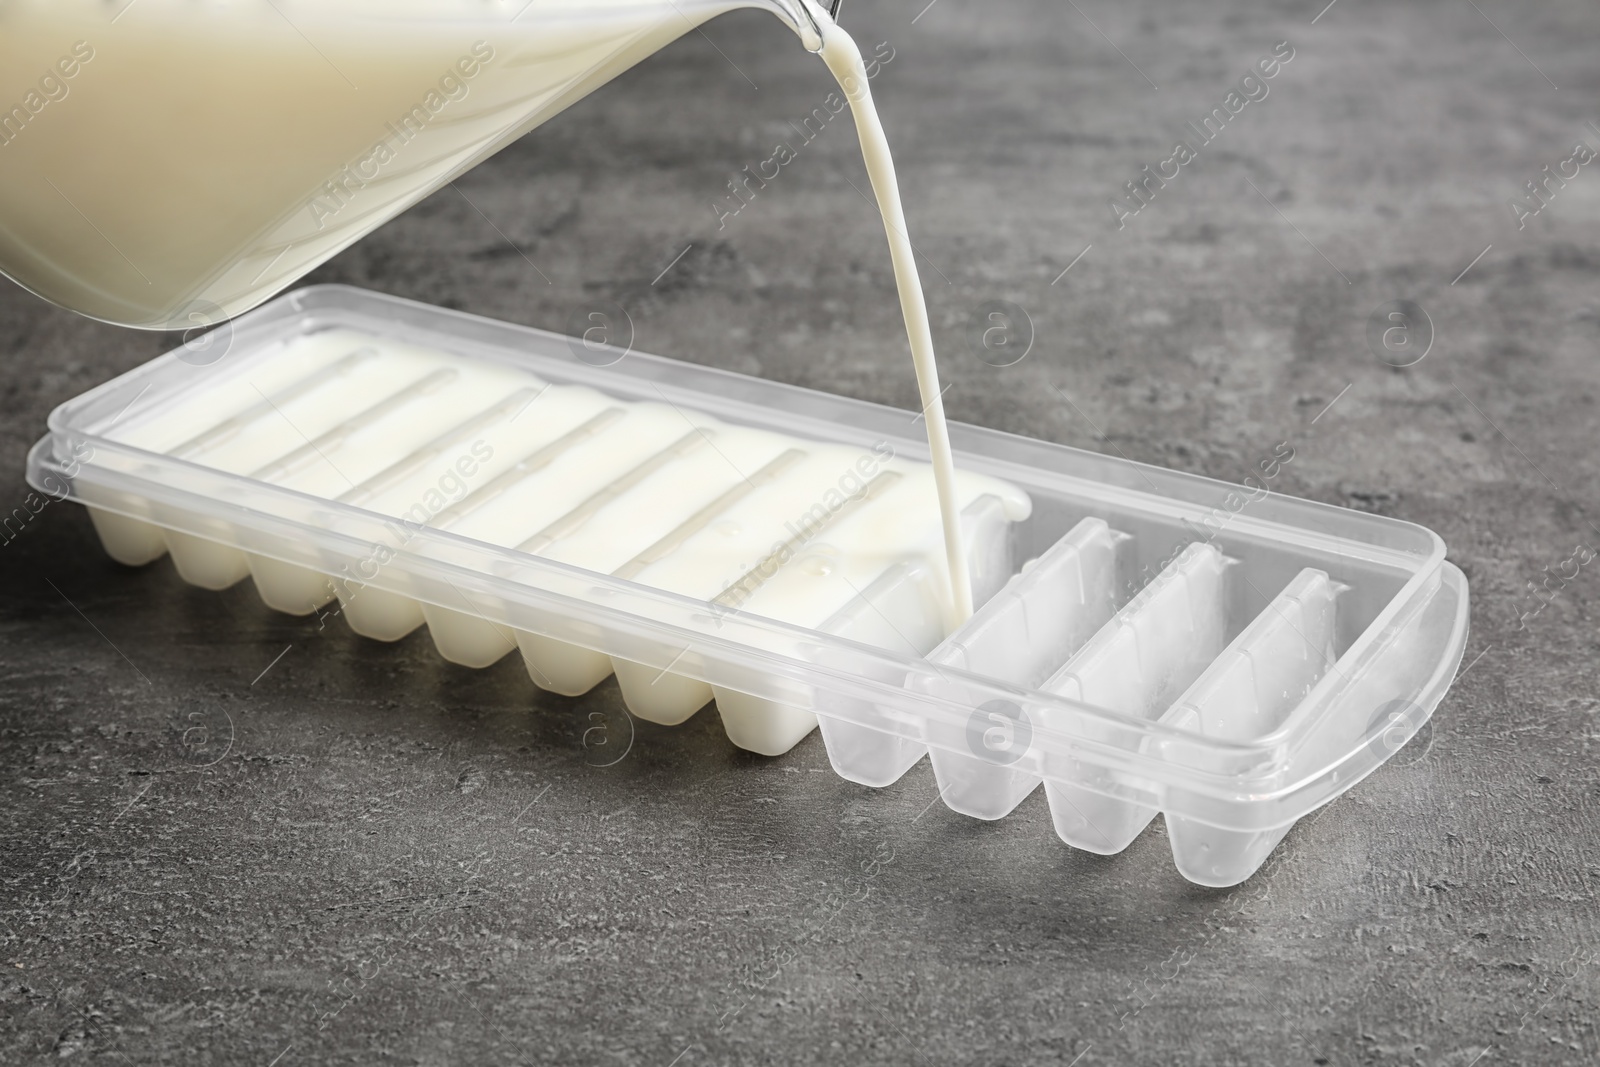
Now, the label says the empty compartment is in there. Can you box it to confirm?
[805,561,953,778]
[922,516,1131,819]
[1040,541,1237,854]
[1157,567,1342,886]
[1155,561,1467,880]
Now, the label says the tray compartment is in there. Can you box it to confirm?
[1037,541,1239,853]
[921,517,1130,817]
[1157,567,1341,885]
[83,489,169,566]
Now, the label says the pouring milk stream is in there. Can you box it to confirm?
[0,0,974,618]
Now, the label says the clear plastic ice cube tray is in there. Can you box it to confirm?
[27,285,1470,886]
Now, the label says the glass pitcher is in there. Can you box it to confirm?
[0,0,832,330]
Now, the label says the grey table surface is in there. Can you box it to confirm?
[3,1,1599,1064]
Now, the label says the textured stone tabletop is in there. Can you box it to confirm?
[3,1,1599,1063]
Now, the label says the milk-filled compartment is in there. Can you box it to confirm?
[29,285,1472,887]
[41,313,1028,758]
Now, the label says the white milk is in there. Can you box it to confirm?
[813,15,973,619]
[106,329,1029,667]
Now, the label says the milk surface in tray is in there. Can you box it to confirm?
[28,286,1470,886]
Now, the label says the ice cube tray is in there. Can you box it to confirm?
[28,285,1470,886]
